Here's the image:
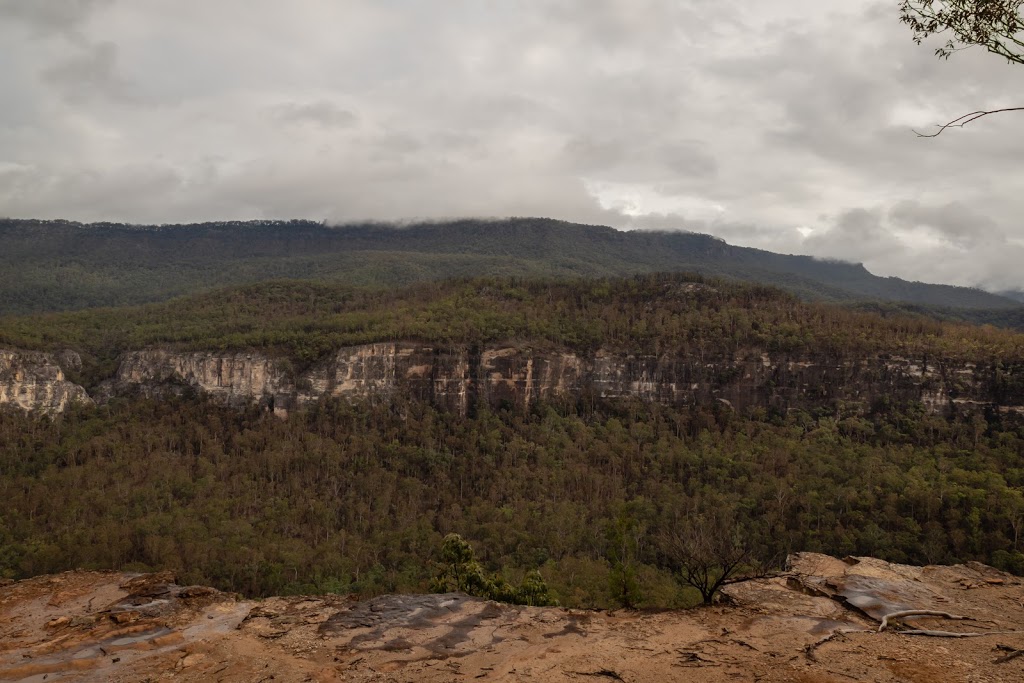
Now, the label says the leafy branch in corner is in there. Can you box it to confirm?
[900,0,1024,65]
[900,1,1024,135]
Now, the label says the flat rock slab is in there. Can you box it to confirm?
[2,553,1024,682]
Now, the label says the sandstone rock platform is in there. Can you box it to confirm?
[2,553,1023,682]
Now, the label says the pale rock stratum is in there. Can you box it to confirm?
[4,344,1024,418]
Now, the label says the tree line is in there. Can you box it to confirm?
[2,274,1022,392]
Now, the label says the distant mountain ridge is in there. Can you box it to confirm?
[998,289,1024,304]
[0,216,1019,316]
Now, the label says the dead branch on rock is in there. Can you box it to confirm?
[994,645,1024,664]
[874,610,1021,638]
[878,610,968,632]
[803,628,871,661]
[675,654,720,667]
[732,638,759,651]
[573,669,625,681]
[804,632,844,662]
[688,638,727,646]
[900,629,1019,637]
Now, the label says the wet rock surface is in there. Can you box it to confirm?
[319,593,512,659]
[2,553,1024,681]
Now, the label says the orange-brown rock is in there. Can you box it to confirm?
[2,555,1023,682]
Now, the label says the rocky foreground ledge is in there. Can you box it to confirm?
[1,554,1023,682]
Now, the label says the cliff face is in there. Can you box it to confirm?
[0,349,91,412]
[100,343,1024,417]
[110,349,292,410]
[4,342,1023,416]
[303,344,473,414]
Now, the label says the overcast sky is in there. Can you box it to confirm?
[1,1,1023,291]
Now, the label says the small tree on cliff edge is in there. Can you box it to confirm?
[658,507,762,605]
[900,1,1024,135]
[431,533,556,606]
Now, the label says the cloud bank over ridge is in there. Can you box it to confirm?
[1,0,1023,291]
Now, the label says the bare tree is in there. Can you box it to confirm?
[659,508,759,605]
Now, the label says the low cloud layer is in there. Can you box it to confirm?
[1,0,1023,291]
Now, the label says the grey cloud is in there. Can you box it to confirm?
[627,214,799,247]
[560,137,717,185]
[462,95,556,130]
[562,136,628,172]
[541,0,712,50]
[835,208,887,239]
[659,142,719,178]
[890,199,1001,248]
[712,3,1022,185]
[273,101,357,128]
[0,0,112,35]
[40,41,136,103]
[368,131,424,160]
[802,208,902,264]
[1,0,1023,291]
[793,202,1024,291]
[613,213,705,233]
[0,163,183,223]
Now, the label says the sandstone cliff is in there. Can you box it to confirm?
[4,343,1024,416]
[107,348,293,412]
[0,348,91,413]
[100,343,1024,417]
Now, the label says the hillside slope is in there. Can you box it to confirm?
[2,274,1023,386]
[1,217,1018,315]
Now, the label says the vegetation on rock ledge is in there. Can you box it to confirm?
[2,274,1022,391]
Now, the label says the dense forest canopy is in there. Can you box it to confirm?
[1,272,1024,607]
[1,393,1022,607]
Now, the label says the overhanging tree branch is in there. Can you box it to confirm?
[900,1,1024,136]
[913,106,1024,136]
[900,1,1024,65]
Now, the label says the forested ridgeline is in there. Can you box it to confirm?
[1,217,1019,318]
[2,274,1024,392]
[0,395,1022,608]
[2,273,1023,608]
